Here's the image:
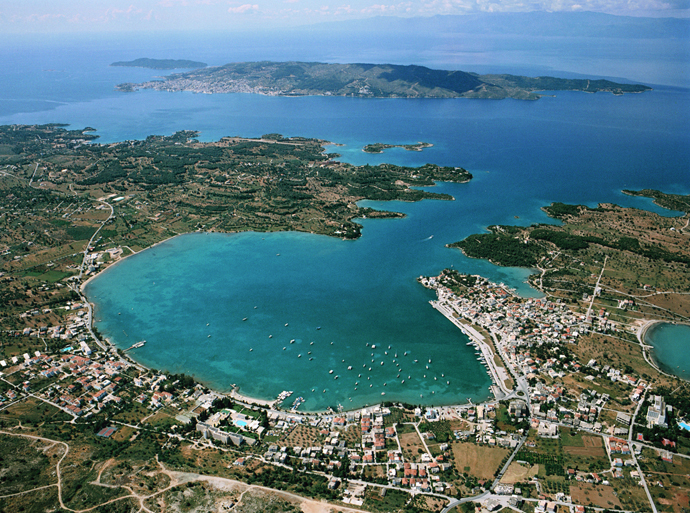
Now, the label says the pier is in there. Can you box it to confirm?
[430,300,509,398]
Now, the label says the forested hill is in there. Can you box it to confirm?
[115,61,652,100]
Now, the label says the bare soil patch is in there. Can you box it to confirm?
[450,442,509,481]
[570,482,622,510]
[399,431,425,462]
[500,462,539,484]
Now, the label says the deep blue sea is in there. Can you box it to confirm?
[2,31,689,409]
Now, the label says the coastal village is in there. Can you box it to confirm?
[1,124,690,512]
[2,244,690,513]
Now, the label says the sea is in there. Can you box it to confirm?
[1,29,689,410]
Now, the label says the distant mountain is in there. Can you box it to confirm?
[111,58,207,70]
[116,61,652,100]
[305,12,690,40]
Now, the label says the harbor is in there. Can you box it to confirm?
[429,300,508,399]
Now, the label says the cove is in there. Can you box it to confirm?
[646,323,690,381]
[86,180,544,411]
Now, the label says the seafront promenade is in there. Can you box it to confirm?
[430,300,509,399]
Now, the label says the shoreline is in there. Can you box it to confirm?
[78,230,499,416]
[80,232,188,293]
[430,299,507,400]
[638,319,690,381]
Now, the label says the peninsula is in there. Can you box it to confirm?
[110,58,207,69]
[115,61,652,100]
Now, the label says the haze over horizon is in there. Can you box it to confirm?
[2,0,689,35]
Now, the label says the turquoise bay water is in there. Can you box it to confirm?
[646,323,690,381]
[4,34,690,409]
[85,225,503,410]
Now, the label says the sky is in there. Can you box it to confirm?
[2,0,689,34]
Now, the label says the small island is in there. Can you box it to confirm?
[110,58,207,70]
[363,142,433,154]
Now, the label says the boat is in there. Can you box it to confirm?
[249,348,253,352]
[298,354,302,358]
[329,370,334,374]
[243,317,248,321]
[269,335,272,338]
[285,323,288,327]
[348,366,352,370]
[290,339,295,344]
[316,326,321,330]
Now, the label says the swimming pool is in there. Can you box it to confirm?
[233,419,248,428]
[679,421,690,432]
